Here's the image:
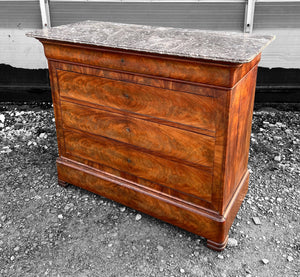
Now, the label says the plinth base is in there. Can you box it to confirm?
[56,157,249,251]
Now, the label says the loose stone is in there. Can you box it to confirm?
[261,259,269,264]
[135,214,142,221]
[227,238,238,247]
[274,155,281,162]
[276,197,283,203]
[157,245,164,251]
[194,251,199,256]
[252,217,261,225]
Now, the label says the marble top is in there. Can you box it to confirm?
[27,20,275,63]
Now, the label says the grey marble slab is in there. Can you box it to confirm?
[27,20,274,63]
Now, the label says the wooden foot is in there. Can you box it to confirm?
[207,235,228,251]
[58,179,69,188]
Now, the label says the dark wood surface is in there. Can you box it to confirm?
[60,101,215,167]
[57,69,216,132]
[42,39,260,251]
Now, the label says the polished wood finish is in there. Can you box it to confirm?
[60,101,215,167]
[40,39,260,251]
[57,70,216,133]
[58,179,69,188]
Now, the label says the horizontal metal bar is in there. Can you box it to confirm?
[44,0,247,2]
[0,0,243,3]
[49,0,246,2]
[51,0,300,2]
[2,0,300,2]
[256,0,300,2]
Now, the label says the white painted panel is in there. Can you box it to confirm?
[0,1,42,28]
[254,29,300,69]
[0,28,47,69]
[1,28,298,70]
[49,2,244,30]
[1,27,299,70]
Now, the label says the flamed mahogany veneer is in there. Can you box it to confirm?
[27,21,274,251]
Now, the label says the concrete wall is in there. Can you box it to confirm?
[0,28,47,69]
[0,1,300,70]
[254,1,300,69]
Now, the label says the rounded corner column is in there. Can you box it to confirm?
[207,235,228,251]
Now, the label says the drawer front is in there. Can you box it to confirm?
[61,101,215,167]
[63,130,212,202]
[57,70,216,132]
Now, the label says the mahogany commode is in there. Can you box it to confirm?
[27,21,274,251]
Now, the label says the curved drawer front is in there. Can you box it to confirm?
[63,130,212,202]
[57,70,216,132]
[61,101,215,168]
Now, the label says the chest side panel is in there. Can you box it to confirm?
[222,65,258,212]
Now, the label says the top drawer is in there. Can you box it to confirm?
[57,69,216,132]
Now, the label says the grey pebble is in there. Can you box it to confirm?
[274,156,281,162]
[252,217,261,225]
[157,245,164,251]
[227,238,238,247]
[135,214,142,221]
[261,258,269,264]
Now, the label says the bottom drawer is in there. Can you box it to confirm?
[63,130,213,202]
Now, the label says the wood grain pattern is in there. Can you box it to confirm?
[44,41,232,87]
[61,100,215,167]
[66,153,216,210]
[43,40,261,88]
[55,61,218,97]
[63,153,215,210]
[222,65,258,212]
[56,156,249,251]
[48,62,66,155]
[41,38,261,250]
[63,130,213,202]
[57,69,216,132]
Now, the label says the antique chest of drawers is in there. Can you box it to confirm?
[28,21,274,250]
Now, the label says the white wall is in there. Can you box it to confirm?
[1,0,300,70]
[1,27,300,70]
[255,29,300,69]
[0,28,47,69]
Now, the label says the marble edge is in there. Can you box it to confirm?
[26,20,275,64]
[241,34,276,63]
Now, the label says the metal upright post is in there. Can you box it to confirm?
[39,0,51,28]
[244,0,256,33]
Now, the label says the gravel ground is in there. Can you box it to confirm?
[0,102,299,277]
